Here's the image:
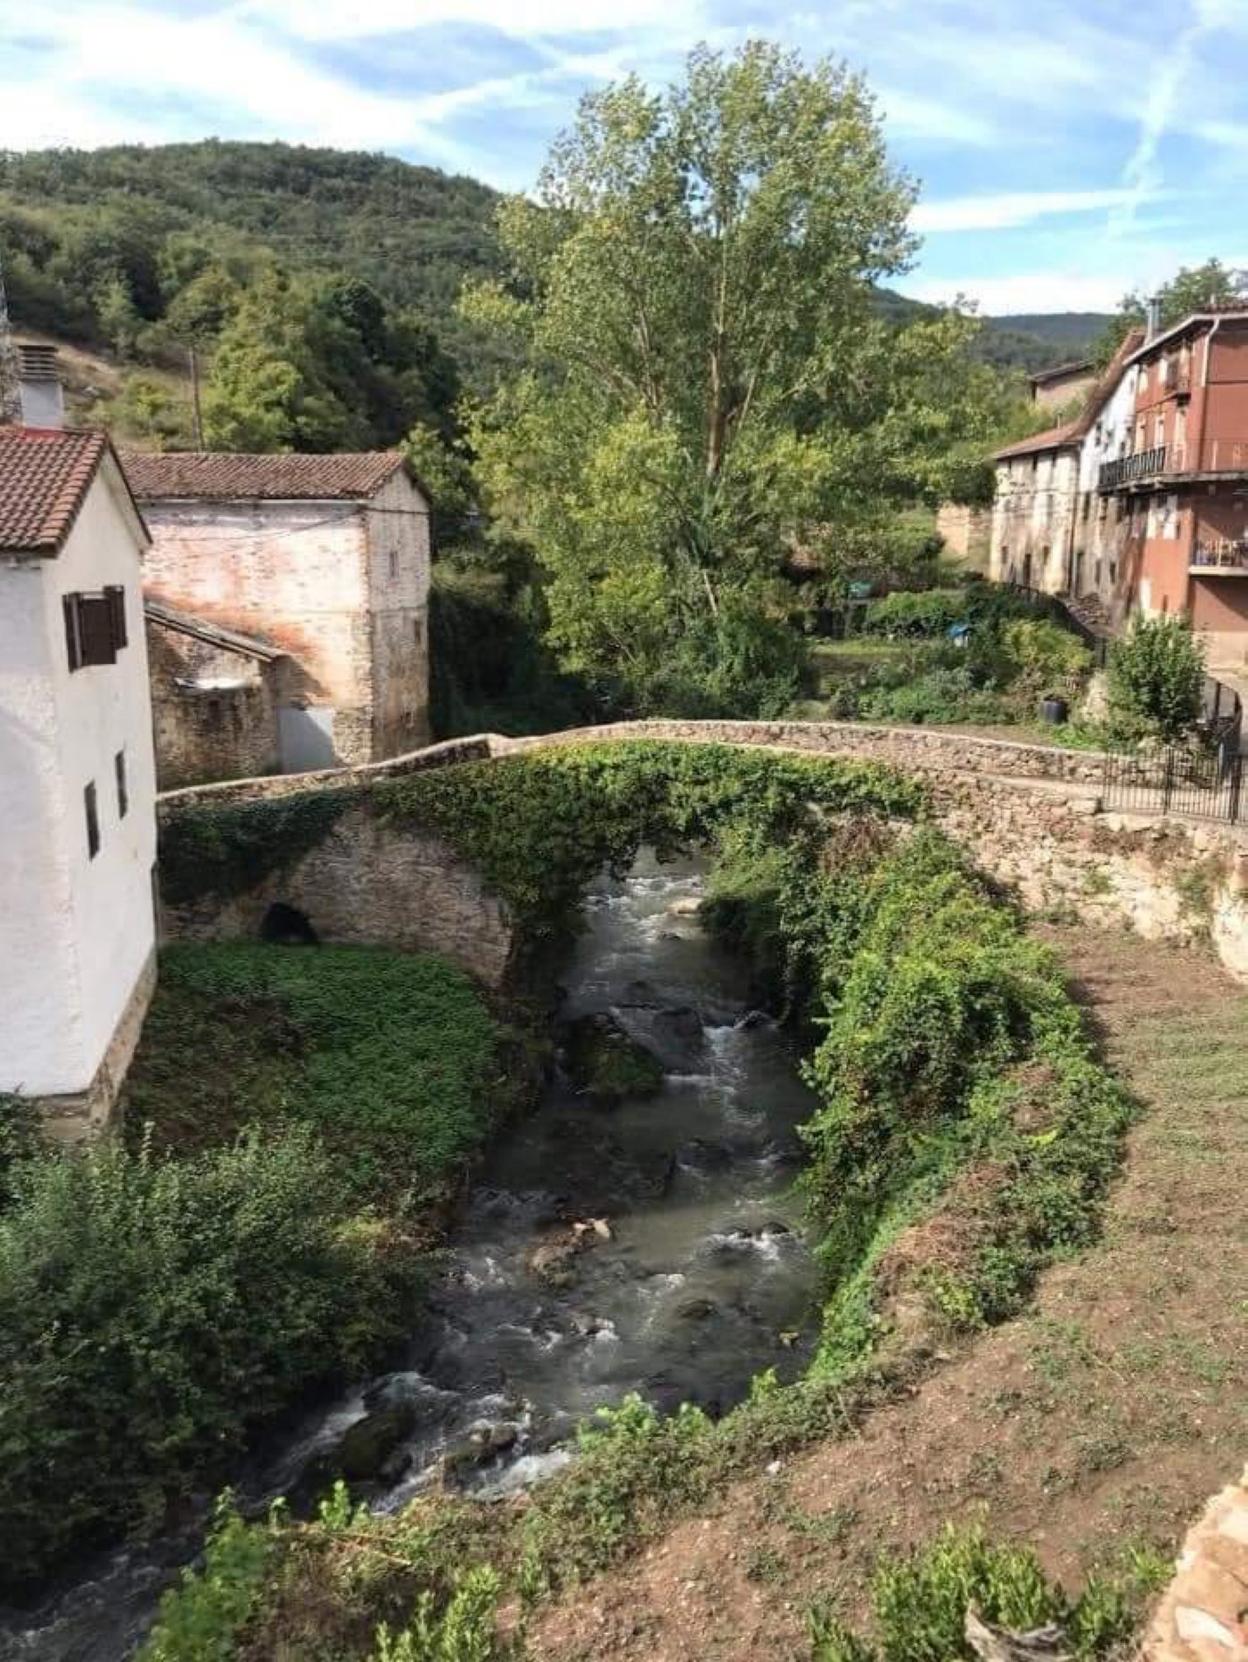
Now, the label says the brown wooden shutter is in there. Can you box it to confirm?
[63,595,83,671]
[79,596,117,666]
[105,585,127,650]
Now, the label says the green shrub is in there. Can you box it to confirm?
[857,667,1014,726]
[0,1131,403,1592]
[1000,618,1091,693]
[138,1495,275,1662]
[124,944,501,1205]
[369,1567,504,1662]
[862,590,969,638]
[1108,616,1205,739]
[810,1524,1168,1662]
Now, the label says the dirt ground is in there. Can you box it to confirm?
[529,926,1248,1661]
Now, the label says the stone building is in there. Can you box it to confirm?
[935,502,992,571]
[1028,358,1097,413]
[124,451,431,776]
[144,600,287,790]
[0,416,158,1136]
[989,329,1145,609]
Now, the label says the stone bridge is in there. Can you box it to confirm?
[157,720,1248,987]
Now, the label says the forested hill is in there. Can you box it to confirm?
[0,141,503,339]
[876,288,1111,371]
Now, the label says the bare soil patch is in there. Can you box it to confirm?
[529,927,1248,1661]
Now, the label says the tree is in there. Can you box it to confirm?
[1097,259,1244,363]
[465,42,1006,709]
[1108,616,1205,739]
[202,270,363,452]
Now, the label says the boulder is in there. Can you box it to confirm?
[560,1013,665,1103]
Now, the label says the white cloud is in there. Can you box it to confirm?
[246,0,707,44]
[876,88,998,148]
[913,189,1155,234]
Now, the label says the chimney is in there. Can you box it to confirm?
[1145,294,1163,345]
[16,343,65,429]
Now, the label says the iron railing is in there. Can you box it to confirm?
[1098,446,1168,490]
[1102,742,1243,823]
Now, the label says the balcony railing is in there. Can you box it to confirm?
[1192,538,1248,573]
[1099,446,1167,490]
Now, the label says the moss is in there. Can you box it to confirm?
[561,1014,664,1102]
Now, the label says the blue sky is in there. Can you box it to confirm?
[2,0,1246,314]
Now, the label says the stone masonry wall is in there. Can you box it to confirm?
[163,803,513,988]
[146,621,281,790]
[158,719,1248,987]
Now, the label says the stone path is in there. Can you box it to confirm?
[1142,1467,1248,1662]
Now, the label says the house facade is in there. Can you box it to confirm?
[125,452,432,776]
[1029,358,1097,414]
[0,425,158,1137]
[1098,310,1248,676]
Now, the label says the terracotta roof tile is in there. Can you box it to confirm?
[122,450,407,502]
[992,421,1081,461]
[0,426,110,553]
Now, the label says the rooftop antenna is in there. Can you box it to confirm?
[0,251,20,424]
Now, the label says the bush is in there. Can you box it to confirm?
[810,1523,1170,1662]
[1108,616,1205,739]
[124,944,501,1205]
[1000,618,1091,693]
[857,667,1014,726]
[862,590,969,638]
[139,1495,275,1662]
[0,1131,405,1592]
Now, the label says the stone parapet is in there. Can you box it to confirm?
[1139,1465,1248,1662]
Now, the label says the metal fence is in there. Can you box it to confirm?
[1102,743,1244,823]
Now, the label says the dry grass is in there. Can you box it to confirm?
[530,927,1248,1661]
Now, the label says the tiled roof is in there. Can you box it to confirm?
[122,450,407,502]
[993,328,1147,463]
[1028,358,1094,385]
[993,422,1080,461]
[0,426,110,553]
[144,599,285,661]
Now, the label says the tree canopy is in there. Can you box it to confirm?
[464,43,1020,709]
[1097,258,1247,362]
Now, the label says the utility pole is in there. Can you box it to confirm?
[0,251,21,425]
[188,344,204,450]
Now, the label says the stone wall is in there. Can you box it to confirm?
[156,719,1248,988]
[163,804,513,989]
[36,948,158,1142]
[146,621,281,790]
[1139,1464,1248,1661]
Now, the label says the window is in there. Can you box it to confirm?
[388,548,398,580]
[84,782,100,860]
[63,586,126,672]
[115,749,128,819]
[413,618,424,649]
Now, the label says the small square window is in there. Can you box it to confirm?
[84,782,100,860]
[115,749,128,819]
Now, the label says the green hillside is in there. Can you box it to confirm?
[0,141,502,347]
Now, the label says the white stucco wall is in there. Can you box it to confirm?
[0,456,156,1096]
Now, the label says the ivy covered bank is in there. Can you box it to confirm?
[116,743,1137,1661]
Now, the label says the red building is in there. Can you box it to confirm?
[1099,306,1248,673]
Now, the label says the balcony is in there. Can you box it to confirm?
[1192,539,1248,575]
[1099,446,1168,490]
[1099,439,1248,493]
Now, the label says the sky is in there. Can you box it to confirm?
[1,0,1247,316]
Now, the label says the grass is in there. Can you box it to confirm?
[123,942,507,1209]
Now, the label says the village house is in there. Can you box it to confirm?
[1028,358,1097,413]
[989,328,1145,618]
[125,450,432,780]
[0,369,157,1136]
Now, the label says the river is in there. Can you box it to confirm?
[5,851,818,1659]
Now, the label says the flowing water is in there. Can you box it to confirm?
[5,851,819,1659]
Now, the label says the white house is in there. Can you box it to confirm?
[0,419,157,1137]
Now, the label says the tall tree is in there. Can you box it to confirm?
[465,42,1000,706]
[1097,259,1246,362]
